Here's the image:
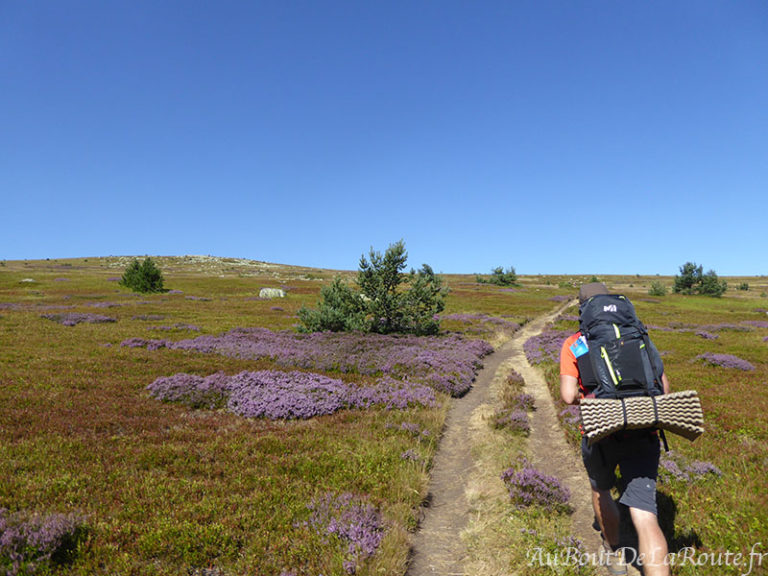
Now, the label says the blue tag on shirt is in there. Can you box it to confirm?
[569,335,589,358]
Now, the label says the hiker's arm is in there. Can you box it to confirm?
[661,373,671,394]
[560,374,580,405]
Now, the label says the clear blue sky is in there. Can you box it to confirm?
[2,1,766,275]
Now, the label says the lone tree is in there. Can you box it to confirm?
[298,240,447,335]
[673,262,727,297]
[120,257,165,293]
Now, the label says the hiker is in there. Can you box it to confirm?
[560,283,671,576]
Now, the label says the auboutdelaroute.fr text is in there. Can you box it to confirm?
[527,542,767,576]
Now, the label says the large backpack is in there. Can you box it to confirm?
[574,294,663,400]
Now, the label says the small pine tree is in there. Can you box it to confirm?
[299,240,446,335]
[673,262,726,297]
[119,257,165,293]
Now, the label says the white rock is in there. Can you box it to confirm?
[259,288,286,299]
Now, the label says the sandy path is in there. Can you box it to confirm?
[505,303,604,556]
[407,301,613,576]
[406,330,517,575]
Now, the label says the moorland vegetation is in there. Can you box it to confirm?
[0,254,765,575]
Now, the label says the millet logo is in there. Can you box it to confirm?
[603,305,617,312]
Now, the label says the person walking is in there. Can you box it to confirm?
[560,283,671,576]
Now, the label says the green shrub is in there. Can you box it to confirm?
[296,276,367,333]
[738,283,750,291]
[298,240,446,335]
[673,262,727,297]
[119,257,165,293]
[477,266,518,286]
[649,281,668,297]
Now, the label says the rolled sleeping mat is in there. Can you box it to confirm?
[579,390,704,445]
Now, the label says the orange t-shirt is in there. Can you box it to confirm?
[560,332,581,380]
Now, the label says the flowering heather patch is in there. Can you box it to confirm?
[121,337,169,351]
[125,328,492,397]
[659,452,722,484]
[555,535,586,552]
[743,320,768,329]
[0,302,21,310]
[494,409,530,434]
[388,421,431,441]
[185,295,211,301]
[146,372,231,409]
[132,314,166,321]
[225,371,350,419]
[506,369,525,390]
[400,449,420,462]
[695,352,755,371]
[86,301,122,308]
[524,328,571,365]
[549,295,570,302]
[41,312,116,326]
[696,330,719,340]
[512,393,535,411]
[559,405,581,427]
[150,323,201,332]
[659,454,690,482]
[0,508,88,575]
[399,422,422,437]
[686,460,723,478]
[557,405,582,443]
[701,323,752,333]
[501,459,570,512]
[147,370,436,420]
[645,324,675,332]
[305,492,385,575]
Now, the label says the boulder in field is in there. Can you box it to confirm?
[259,288,286,299]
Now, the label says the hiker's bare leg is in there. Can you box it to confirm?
[630,507,669,576]
[592,487,620,548]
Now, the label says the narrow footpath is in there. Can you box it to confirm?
[407,301,608,576]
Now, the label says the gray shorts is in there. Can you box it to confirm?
[581,431,661,515]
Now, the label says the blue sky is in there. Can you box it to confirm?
[2,1,766,275]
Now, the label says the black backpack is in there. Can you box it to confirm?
[575,294,663,400]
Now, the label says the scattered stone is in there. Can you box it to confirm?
[259,288,286,299]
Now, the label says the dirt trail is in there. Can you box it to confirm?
[407,301,606,576]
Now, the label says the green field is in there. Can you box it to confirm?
[1,257,766,575]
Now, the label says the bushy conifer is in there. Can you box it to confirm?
[298,240,446,335]
[673,262,726,297]
[119,257,165,293]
